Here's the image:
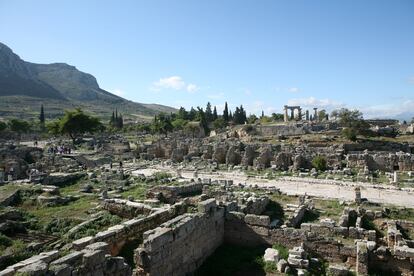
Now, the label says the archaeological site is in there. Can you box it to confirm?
[1,101,414,276]
[1,2,414,275]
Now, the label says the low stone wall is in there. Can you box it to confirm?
[224,211,357,263]
[42,172,86,186]
[147,182,204,203]
[256,124,308,137]
[134,199,225,276]
[71,202,187,256]
[0,242,131,276]
[102,199,153,218]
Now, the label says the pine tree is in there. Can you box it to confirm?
[229,110,233,122]
[188,107,197,121]
[261,110,264,118]
[39,104,45,125]
[213,106,218,121]
[223,102,229,122]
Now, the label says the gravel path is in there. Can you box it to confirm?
[133,166,414,208]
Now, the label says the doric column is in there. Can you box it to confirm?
[284,106,288,122]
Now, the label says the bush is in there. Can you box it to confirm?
[0,234,12,248]
[153,172,172,181]
[272,243,289,260]
[342,127,357,141]
[312,156,327,171]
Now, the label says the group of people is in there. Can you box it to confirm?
[47,145,72,155]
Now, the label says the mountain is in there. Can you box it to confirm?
[0,42,176,121]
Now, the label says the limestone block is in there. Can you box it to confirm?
[277,259,288,272]
[367,230,376,241]
[356,242,368,275]
[225,211,245,222]
[50,251,84,266]
[0,268,15,276]
[263,248,280,263]
[85,242,110,254]
[198,198,216,213]
[244,214,270,227]
[328,264,351,276]
[72,236,95,250]
[94,229,117,241]
[144,228,173,251]
[48,263,72,276]
[82,250,106,268]
[16,261,48,276]
[366,241,376,251]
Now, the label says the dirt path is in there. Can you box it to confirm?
[132,166,414,208]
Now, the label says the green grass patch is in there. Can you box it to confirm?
[272,243,289,260]
[21,196,98,225]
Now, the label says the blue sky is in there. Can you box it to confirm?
[1,0,413,118]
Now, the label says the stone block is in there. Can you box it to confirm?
[48,263,72,276]
[198,198,216,213]
[50,251,84,266]
[244,214,270,227]
[277,259,288,272]
[328,264,351,276]
[72,236,95,250]
[82,250,106,268]
[85,242,110,254]
[225,211,245,221]
[145,227,173,251]
[16,261,48,276]
[263,248,279,263]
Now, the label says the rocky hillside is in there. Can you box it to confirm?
[0,42,176,120]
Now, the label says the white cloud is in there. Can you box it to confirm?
[287,97,343,110]
[186,83,199,93]
[288,87,300,93]
[151,76,198,93]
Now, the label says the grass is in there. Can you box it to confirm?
[272,243,288,260]
[386,206,414,221]
[20,196,98,225]
[121,183,148,200]
[314,199,346,220]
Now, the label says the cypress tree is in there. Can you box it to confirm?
[223,102,229,122]
[39,104,45,125]
[205,102,213,122]
[213,106,218,121]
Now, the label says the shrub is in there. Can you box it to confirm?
[153,172,172,181]
[272,243,289,260]
[342,127,357,141]
[0,234,12,247]
[312,156,327,171]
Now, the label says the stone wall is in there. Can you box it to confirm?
[71,202,187,256]
[224,211,358,263]
[256,124,308,136]
[134,199,224,276]
[0,242,131,276]
[146,182,204,203]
